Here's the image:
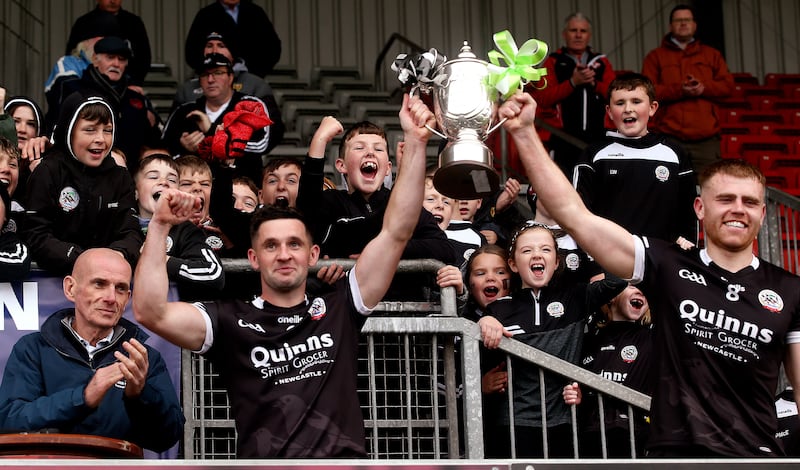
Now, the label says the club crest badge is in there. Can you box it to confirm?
[205,235,224,250]
[655,165,669,182]
[758,289,784,313]
[547,301,565,318]
[59,186,79,212]
[165,236,174,253]
[309,297,327,320]
[620,345,638,363]
[565,253,580,271]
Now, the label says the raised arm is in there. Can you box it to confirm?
[355,94,432,307]
[132,189,208,350]
[500,92,636,279]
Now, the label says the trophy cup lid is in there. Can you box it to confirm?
[458,41,477,59]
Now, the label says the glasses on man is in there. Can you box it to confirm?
[672,17,694,24]
[199,70,229,79]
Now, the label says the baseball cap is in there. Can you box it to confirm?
[199,53,233,73]
[206,31,226,42]
[94,36,132,59]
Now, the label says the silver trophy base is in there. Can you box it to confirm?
[433,141,500,200]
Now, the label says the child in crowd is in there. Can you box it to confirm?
[232,176,259,213]
[0,180,30,281]
[477,221,626,458]
[563,284,654,457]
[4,96,43,151]
[174,155,238,256]
[260,156,301,207]
[135,154,224,300]
[472,177,524,247]
[4,95,44,200]
[22,93,142,275]
[298,116,454,264]
[0,138,23,225]
[422,176,485,270]
[572,72,697,247]
[528,185,601,285]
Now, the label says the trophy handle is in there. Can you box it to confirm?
[487,117,508,135]
[409,85,448,139]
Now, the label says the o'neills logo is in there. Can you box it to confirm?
[679,299,774,343]
[250,333,334,368]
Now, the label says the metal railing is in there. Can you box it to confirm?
[760,187,800,275]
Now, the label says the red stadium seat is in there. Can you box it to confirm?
[732,72,760,86]
[720,124,752,135]
[732,110,785,124]
[717,97,751,110]
[765,73,800,88]
[723,134,790,160]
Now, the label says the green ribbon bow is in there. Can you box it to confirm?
[487,30,549,99]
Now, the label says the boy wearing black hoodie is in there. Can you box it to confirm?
[22,93,142,275]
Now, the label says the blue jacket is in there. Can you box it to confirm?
[0,309,184,452]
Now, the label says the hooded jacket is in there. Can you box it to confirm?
[4,96,44,139]
[4,96,45,204]
[0,310,184,452]
[22,93,143,275]
[642,34,734,141]
[0,182,30,281]
[75,66,161,175]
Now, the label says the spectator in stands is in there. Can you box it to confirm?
[423,175,453,232]
[162,53,281,184]
[563,284,654,458]
[185,0,281,79]
[477,221,625,458]
[44,36,161,176]
[461,244,512,322]
[175,156,212,228]
[497,90,800,457]
[297,117,455,265]
[132,93,434,457]
[573,73,697,247]
[422,176,486,269]
[4,96,43,152]
[532,12,615,177]
[458,245,512,448]
[0,176,30,281]
[65,0,152,86]
[642,4,734,174]
[456,198,481,224]
[0,137,27,241]
[232,176,259,213]
[527,185,600,286]
[471,177,525,248]
[45,37,103,131]
[135,154,224,299]
[260,156,301,208]
[0,248,183,452]
[173,30,280,115]
[22,93,142,276]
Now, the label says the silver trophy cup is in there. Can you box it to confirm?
[425,42,503,200]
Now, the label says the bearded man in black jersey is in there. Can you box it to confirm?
[496,91,800,458]
[133,94,435,458]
